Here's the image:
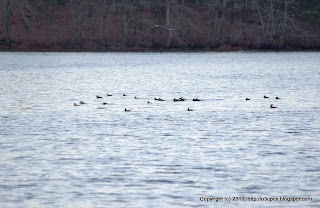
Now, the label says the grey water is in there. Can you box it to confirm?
[0,52,319,208]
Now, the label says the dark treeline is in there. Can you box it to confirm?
[0,0,319,50]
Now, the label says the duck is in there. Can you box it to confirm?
[102,102,108,105]
[193,98,200,101]
[80,101,86,104]
[173,97,185,102]
[107,94,112,96]
[246,98,250,101]
[123,94,127,96]
[270,104,277,108]
[154,98,165,101]
[264,95,269,99]
[74,103,80,106]
[147,101,152,104]
[275,96,280,99]
[124,108,131,112]
[187,108,194,111]
[96,95,103,99]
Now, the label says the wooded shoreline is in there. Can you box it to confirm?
[1,45,319,52]
[1,0,320,51]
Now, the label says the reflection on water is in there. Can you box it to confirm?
[0,52,320,207]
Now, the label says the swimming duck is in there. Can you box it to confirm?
[246,98,250,101]
[270,104,277,108]
[74,103,80,106]
[80,101,86,104]
[173,97,185,102]
[102,102,108,105]
[193,98,200,101]
[147,101,152,104]
[96,95,103,99]
[187,108,194,111]
[123,94,127,96]
[154,98,165,101]
[124,108,131,112]
[264,95,269,98]
[275,97,280,99]
[107,94,112,96]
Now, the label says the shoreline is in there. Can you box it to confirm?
[1,46,319,53]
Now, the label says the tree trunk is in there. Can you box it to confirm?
[98,0,107,42]
[1,0,12,44]
[165,0,172,47]
[6,1,11,43]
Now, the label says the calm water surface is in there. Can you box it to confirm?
[0,52,320,208]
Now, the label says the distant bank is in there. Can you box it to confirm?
[1,1,320,51]
[1,45,319,52]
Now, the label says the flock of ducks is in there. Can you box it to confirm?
[246,95,280,108]
[74,94,280,111]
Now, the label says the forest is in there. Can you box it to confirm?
[0,0,320,50]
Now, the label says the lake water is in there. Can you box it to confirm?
[0,51,319,208]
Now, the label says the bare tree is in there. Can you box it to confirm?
[253,0,307,48]
[151,0,202,48]
[0,0,12,43]
[71,0,85,42]
[205,0,233,47]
